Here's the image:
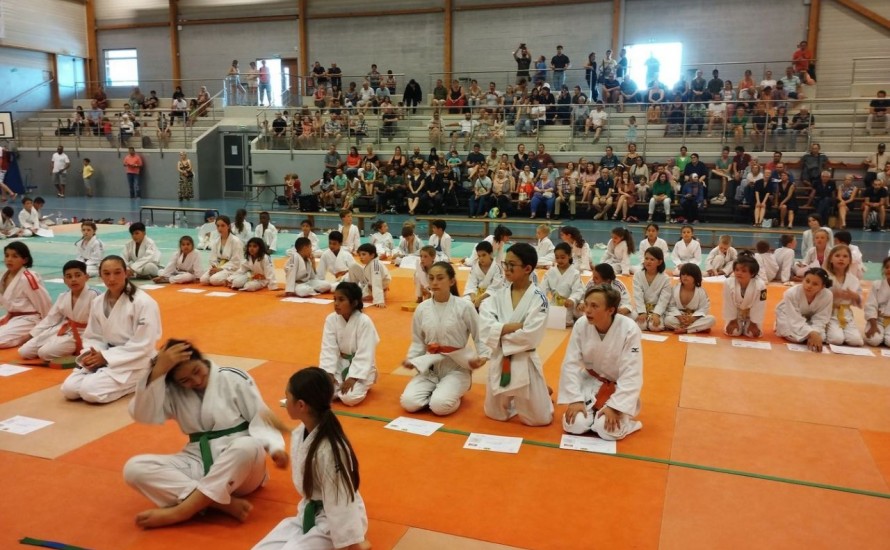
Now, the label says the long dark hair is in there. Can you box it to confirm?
[234,208,247,233]
[288,367,359,501]
[100,255,138,301]
[245,237,267,261]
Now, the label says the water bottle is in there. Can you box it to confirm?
[55,211,62,225]
[174,212,185,228]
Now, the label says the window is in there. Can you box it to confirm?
[104,49,139,87]
[625,43,683,91]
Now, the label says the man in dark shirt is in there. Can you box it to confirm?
[867,90,890,135]
[536,144,554,168]
[599,146,618,170]
[513,43,532,82]
[690,69,707,101]
[311,62,328,90]
[328,62,342,89]
[466,142,486,170]
[683,153,709,188]
[707,69,723,97]
[550,45,570,90]
[799,143,829,184]
[592,168,615,220]
[861,176,888,230]
[811,170,837,225]
[272,113,287,148]
[424,164,446,214]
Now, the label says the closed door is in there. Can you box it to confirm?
[223,133,246,194]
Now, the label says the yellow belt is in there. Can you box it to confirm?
[554,294,567,306]
[883,316,890,328]
[834,304,850,328]
[645,303,654,314]
[475,286,487,300]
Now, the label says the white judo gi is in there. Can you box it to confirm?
[317,248,356,283]
[479,284,553,426]
[124,363,285,509]
[706,246,738,277]
[254,223,278,253]
[632,237,670,274]
[773,247,795,284]
[123,237,162,278]
[795,246,827,278]
[392,236,423,266]
[428,232,453,261]
[61,289,161,403]
[200,235,244,286]
[159,250,203,284]
[540,265,584,325]
[827,273,864,346]
[602,239,631,275]
[755,251,779,284]
[535,237,555,268]
[230,256,277,291]
[801,227,832,257]
[18,207,40,237]
[664,285,716,333]
[369,231,394,258]
[196,222,219,251]
[464,236,508,267]
[462,262,506,304]
[632,270,672,332]
[570,241,591,273]
[252,424,367,550]
[0,216,22,239]
[865,278,890,347]
[284,250,332,296]
[338,224,360,254]
[0,269,52,348]
[75,237,104,277]
[558,314,643,440]
[722,275,767,337]
[671,239,701,268]
[233,221,253,245]
[346,258,391,305]
[19,285,100,361]
[400,295,487,416]
[414,266,431,301]
[319,310,379,406]
[585,279,633,316]
[774,284,833,343]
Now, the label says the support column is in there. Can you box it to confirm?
[50,54,61,108]
[806,0,820,58]
[611,0,621,53]
[298,0,308,95]
[85,0,99,97]
[170,0,182,89]
[444,0,453,82]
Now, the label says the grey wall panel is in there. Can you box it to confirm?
[0,48,55,120]
[817,0,890,97]
[624,0,807,84]
[306,13,444,94]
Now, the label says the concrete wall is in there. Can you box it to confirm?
[0,48,55,121]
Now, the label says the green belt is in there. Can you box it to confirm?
[303,499,324,532]
[188,421,250,475]
[339,352,354,379]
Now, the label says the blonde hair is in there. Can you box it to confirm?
[718,235,732,245]
[536,224,551,235]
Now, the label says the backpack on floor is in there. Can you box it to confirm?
[300,194,318,212]
[867,210,879,231]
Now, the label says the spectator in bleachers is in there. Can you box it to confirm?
[128,87,145,116]
[86,100,103,133]
[70,108,87,136]
[730,145,752,202]
[468,164,492,218]
[673,76,689,103]
[430,79,448,109]
[707,69,723,97]
[738,70,757,101]
[690,70,707,102]
[367,64,382,91]
[311,61,328,92]
[791,107,816,150]
[602,72,621,105]
[706,95,726,137]
[356,81,375,112]
[772,81,789,111]
[529,97,547,134]
[750,102,769,151]
[343,82,358,110]
[686,99,706,137]
[530,168,556,219]
[156,113,170,148]
[119,114,135,147]
[584,101,608,143]
[730,105,749,147]
[388,146,408,175]
[601,49,617,82]
[246,62,258,106]
[323,112,343,146]
[227,60,245,105]
[760,70,777,92]
[618,78,639,114]
[770,105,790,149]
[792,41,815,84]
[171,95,188,126]
[196,86,211,117]
[571,95,590,135]
[600,146,619,172]
[862,172,887,231]
[680,174,707,224]
[312,85,327,109]
[867,90,890,135]
[591,168,615,220]
[664,94,685,136]
[448,112,478,150]
[533,55,548,84]
[720,81,737,117]
[648,171,673,222]
[810,170,837,225]
[864,143,888,186]
[710,146,732,204]
[514,43,532,83]
[143,90,159,114]
[466,79,484,110]
[584,52,598,101]
[381,99,398,141]
[550,45,570,90]
[404,79,422,114]
[836,174,858,230]
[781,66,804,102]
[554,86,572,124]
[427,110,444,147]
[328,62,342,90]
[93,86,108,110]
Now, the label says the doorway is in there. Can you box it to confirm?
[256,58,283,107]
[222,132,259,197]
[280,58,300,107]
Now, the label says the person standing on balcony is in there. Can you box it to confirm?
[228,60,245,106]
[550,45,570,91]
[258,61,272,107]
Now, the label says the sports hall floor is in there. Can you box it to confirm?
[1,209,890,549]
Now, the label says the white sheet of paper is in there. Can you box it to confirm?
[581,270,592,277]
[547,305,569,330]
[399,255,419,270]
[35,228,54,238]
[829,344,875,357]
[206,291,236,298]
[640,333,669,342]
[0,364,31,377]
[882,349,890,358]
[383,416,444,436]
[178,288,206,294]
[787,343,830,354]
[731,339,772,350]
[457,265,472,271]
[379,260,392,265]
[45,278,65,284]
[0,415,54,435]
[138,284,164,290]
[409,346,478,374]
[305,298,333,304]
[679,335,717,345]
[463,433,523,454]
[703,275,727,283]
[559,434,617,455]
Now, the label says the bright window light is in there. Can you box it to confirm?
[104,49,139,87]
[625,42,683,91]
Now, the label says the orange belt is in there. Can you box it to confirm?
[426,343,461,354]
[585,368,617,411]
[58,319,88,355]
[883,316,890,328]
[0,311,38,326]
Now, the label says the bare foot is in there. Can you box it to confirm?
[135,506,192,529]
[210,496,253,522]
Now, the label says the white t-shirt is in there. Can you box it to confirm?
[760,79,777,90]
[588,110,608,126]
[51,152,70,173]
[458,119,478,134]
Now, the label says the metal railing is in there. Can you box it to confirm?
[246,95,877,160]
[0,78,55,109]
[73,78,226,102]
[852,56,890,86]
